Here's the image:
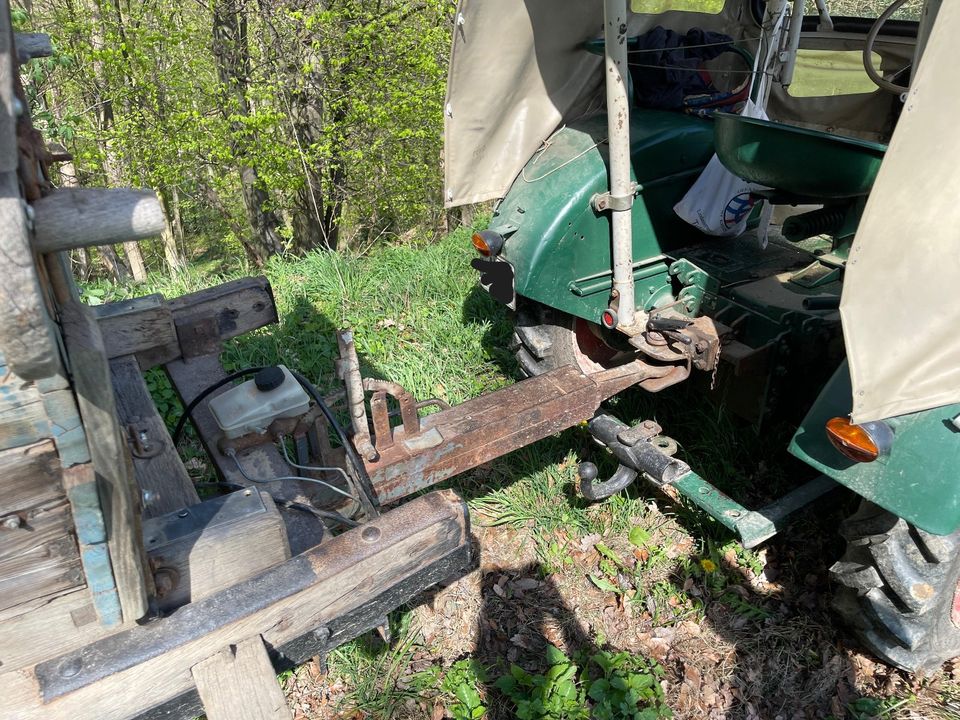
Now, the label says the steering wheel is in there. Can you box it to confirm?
[863,0,912,94]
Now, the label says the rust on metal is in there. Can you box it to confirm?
[335,330,378,462]
[364,362,656,503]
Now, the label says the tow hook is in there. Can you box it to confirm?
[577,414,689,500]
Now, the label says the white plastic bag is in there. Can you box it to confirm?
[673,100,770,239]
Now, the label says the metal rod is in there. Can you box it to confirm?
[603,0,635,328]
[779,0,805,88]
[335,330,379,461]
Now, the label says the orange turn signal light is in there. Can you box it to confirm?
[471,230,504,257]
[825,416,891,463]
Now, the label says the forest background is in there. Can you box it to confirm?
[15,0,453,283]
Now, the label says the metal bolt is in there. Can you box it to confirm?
[59,657,82,678]
[177,510,189,518]
[725,510,743,519]
[12,97,23,116]
[141,490,157,506]
[1,515,21,530]
[698,487,710,495]
[153,568,179,598]
[360,526,381,543]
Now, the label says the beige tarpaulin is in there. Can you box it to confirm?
[443,0,747,208]
[841,0,960,422]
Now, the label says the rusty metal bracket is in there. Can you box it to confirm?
[127,421,164,459]
[362,378,442,453]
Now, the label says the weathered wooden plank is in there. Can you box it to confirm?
[0,499,82,612]
[31,188,165,253]
[109,355,200,518]
[0,18,61,381]
[38,388,90,467]
[0,388,49,451]
[192,635,293,720]
[93,277,278,370]
[14,32,52,63]
[94,296,179,366]
[0,439,62,515]
[0,586,120,675]
[143,489,289,613]
[168,277,278,359]
[61,463,124,630]
[60,301,148,624]
[0,490,469,720]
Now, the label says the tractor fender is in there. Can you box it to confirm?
[789,360,960,535]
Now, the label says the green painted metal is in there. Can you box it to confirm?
[713,113,886,199]
[789,361,960,535]
[489,110,715,325]
[670,470,838,547]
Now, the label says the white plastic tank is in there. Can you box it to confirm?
[208,365,311,439]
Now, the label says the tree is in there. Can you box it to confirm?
[212,0,284,265]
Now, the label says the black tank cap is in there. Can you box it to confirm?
[254,366,285,392]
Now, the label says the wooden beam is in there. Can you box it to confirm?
[0,587,118,676]
[1,490,469,720]
[0,439,62,515]
[60,301,148,625]
[31,188,165,253]
[0,498,81,613]
[94,296,179,367]
[109,355,200,519]
[95,277,279,370]
[168,277,278,358]
[191,635,292,720]
[14,33,52,63]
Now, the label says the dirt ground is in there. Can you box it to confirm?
[277,494,960,720]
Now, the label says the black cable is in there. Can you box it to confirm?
[289,368,381,513]
[171,367,263,446]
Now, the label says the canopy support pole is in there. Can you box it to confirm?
[603,0,636,330]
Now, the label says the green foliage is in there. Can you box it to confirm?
[21,0,453,274]
[143,369,182,432]
[494,645,671,720]
[441,659,488,720]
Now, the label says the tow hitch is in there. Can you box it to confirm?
[577,413,838,547]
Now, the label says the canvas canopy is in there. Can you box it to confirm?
[446,0,960,421]
[841,0,960,422]
[443,0,750,208]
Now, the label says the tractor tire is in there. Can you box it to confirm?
[511,300,630,377]
[830,500,960,673]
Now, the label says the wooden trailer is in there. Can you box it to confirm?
[0,5,662,715]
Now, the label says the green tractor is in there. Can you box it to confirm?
[449,0,960,672]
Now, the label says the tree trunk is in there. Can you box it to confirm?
[98,245,130,282]
[89,0,146,282]
[212,0,284,265]
[158,188,186,274]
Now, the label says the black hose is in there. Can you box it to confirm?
[171,367,263,446]
[289,368,380,512]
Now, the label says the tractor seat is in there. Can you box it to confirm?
[713,113,887,201]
